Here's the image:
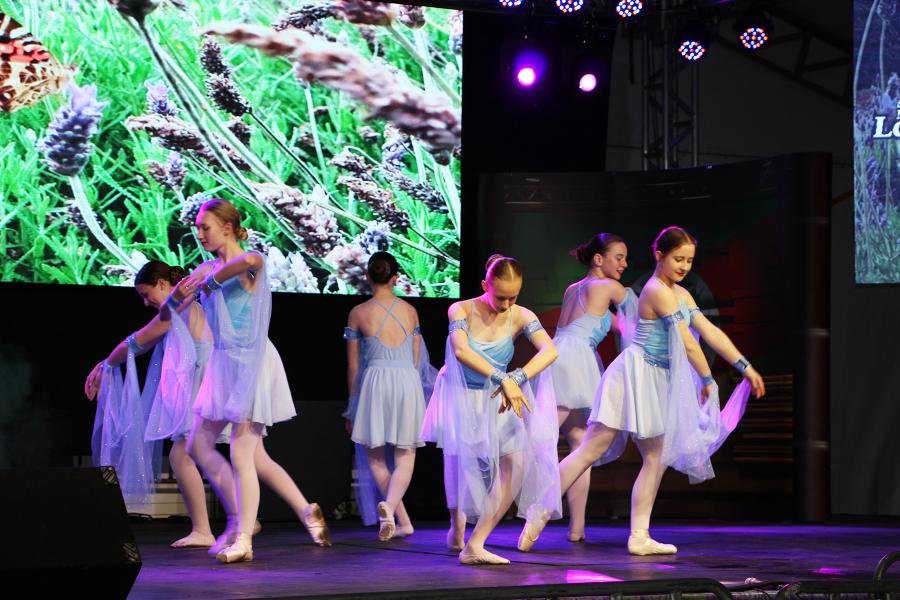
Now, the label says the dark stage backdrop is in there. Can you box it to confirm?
[477,153,831,521]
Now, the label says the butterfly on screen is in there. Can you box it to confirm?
[0,12,74,112]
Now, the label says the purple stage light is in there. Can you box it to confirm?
[517,67,537,87]
[579,73,598,92]
[615,0,643,19]
[556,0,584,14]
[739,26,769,50]
[678,40,706,61]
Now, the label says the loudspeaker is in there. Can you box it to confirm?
[0,467,142,598]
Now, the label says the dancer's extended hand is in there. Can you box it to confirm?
[84,361,104,400]
[700,383,713,405]
[172,275,202,302]
[493,379,532,418]
[744,366,766,398]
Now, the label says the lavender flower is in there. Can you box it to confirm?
[334,0,397,26]
[449,11,462,55]
[356,221,391,254]
[246,228,270,255]
[145,80,178,117]
[62,197,88,230]
[381,123,409,168]
[203,23,461,151]
[227,118,252,145]
[107,0,160,21]
[325,243,370,293]
[180,192,210,225]
[330,148,371,175]
[255,183,342,257]
[268,247,320,293]
[338,175,410,229]
[125,114,252,171]
[206,74,250,117]
[273,3,338,31]
[199,37,232,77]
[38,84,107,177]
[380,167,448,214]
[395,274,421,297]
[166,152,186,189]
[358,125,379,144]
[144,159,170,187]
[398,5,425,29]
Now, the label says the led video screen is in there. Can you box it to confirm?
[0,1,461,296]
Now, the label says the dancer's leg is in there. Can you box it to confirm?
[460,452,522,565]
[169,438,215,548]
[628,435,676,555]
[558,408,590,542]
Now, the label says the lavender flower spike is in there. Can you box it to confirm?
[145,80,178,117]
[38,84,107,177]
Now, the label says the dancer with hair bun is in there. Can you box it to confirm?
[421,254,561,565]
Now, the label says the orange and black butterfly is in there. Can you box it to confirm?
[0,12,73,112]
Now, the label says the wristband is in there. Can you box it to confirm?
[701,374,715,387]
[733,357,751,374]
[490,369,510,384]
[204,273,223,291]
[509,368,528,386]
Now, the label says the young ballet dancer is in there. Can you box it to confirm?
[518,226,765,555]
[164,198,329,562]
[545,233,634,543]
[343,251,436,540]
[421,254,561,565]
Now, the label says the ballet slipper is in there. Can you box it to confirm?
[377,501,396,541]
[216,533,253,563]
[446,527,464,551]
[567,530,586,543]
[394,523,414,537]
[627,529,677,555]
[252,520,262,536]
[170,531,215,549]
[208,520,238,556]
[458,547,510,565]
[302,503,331,547]
[517,509,551,552]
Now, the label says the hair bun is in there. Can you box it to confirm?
[237,227,249,241]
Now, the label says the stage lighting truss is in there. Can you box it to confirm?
[615,0,643,19]
[555,0,584,14]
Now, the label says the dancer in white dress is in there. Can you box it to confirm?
[518,226,765,555]
[421,255,561,565]
[343,252,436,540]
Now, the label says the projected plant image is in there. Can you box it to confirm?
[0,0,462,296]
[855,0,900,284]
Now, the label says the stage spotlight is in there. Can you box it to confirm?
[555,0,584,14]
[579,73,598,92]
[615,0,643,19]
[498,0,524,7]
[517,66,537,87]
[735,11,772,50]
[676,21,709,61]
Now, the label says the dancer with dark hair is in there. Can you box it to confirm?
[421,254,561,565]
[519,226,764,555]
[543,233,634,544]
[343,252,436,541]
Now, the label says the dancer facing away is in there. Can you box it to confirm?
[165,198,329,563]
[518,226,765,555]
[421,255,561,565]
[545,233,633,543]
[344,251,436,541]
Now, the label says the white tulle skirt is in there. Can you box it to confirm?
[549,335,604,411]
[195,339,296,426]
[590,345,667,438]
[352,365,426,449]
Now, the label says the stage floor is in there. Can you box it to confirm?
[129,520,900,599]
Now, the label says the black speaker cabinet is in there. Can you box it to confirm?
[0,467,141,598]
